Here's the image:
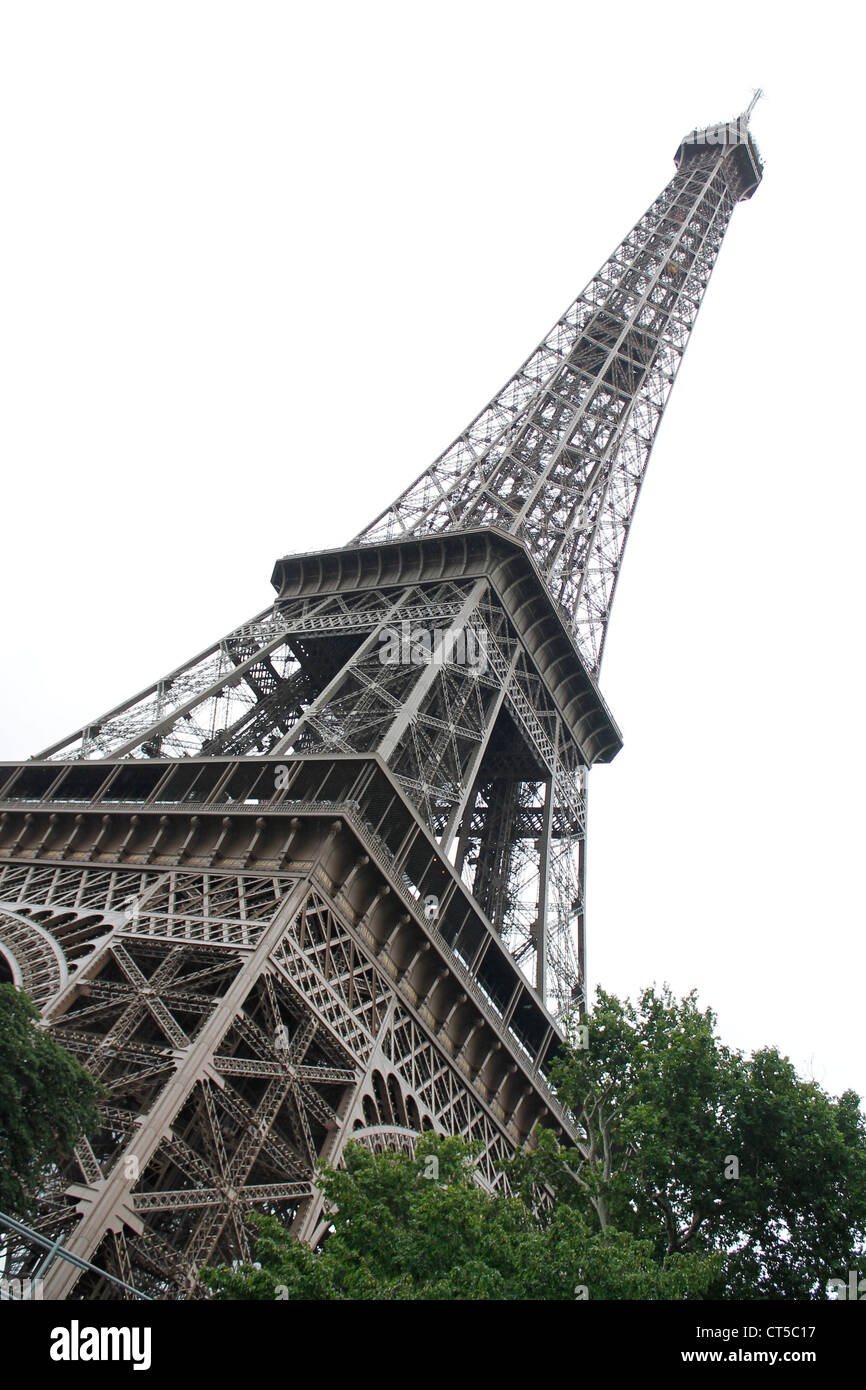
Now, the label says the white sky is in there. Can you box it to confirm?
[1,3,863,1100]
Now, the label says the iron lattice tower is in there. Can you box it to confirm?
[0,108,762,1298]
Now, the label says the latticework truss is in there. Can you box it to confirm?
[0,805,568,1296]
[356,128,761,674]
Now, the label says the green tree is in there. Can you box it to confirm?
[514,986,866,1299]
[0,983,103,1217]
[201,1133,716,1300]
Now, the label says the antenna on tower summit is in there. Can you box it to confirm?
[744,88,763,123]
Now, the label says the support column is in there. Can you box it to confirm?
[376,580,488,763]
[42,876,314,1299]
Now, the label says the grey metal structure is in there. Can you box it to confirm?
[0,107,762,1298]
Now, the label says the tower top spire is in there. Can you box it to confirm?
[743,88,763,124]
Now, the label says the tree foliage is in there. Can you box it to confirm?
[201,1133,715,1300]
[514,986,866,1299]
[0,983,103,1217]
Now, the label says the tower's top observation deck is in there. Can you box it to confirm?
[676,93,764,201]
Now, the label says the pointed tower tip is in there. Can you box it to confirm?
[744,88,763,124]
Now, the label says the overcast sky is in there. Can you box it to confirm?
[1,3,863,1100]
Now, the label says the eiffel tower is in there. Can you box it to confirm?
[0,103,762,1298]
